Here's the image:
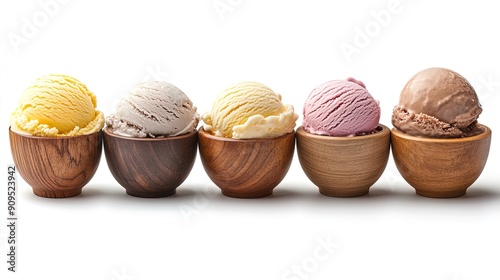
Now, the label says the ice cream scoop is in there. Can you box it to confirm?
[199,81,296,198]
[106,81,199,137]
[103,81,199,197]
[202,81,297,139]
[392,67,483,138]
[10,74,104,136]
[302,78,380,136]
[391,67,492,198]
[297,77,389,197]
[9,74,103,197]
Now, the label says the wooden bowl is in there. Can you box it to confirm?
[198,128,295,198]
[296,125,391,197]
[9,128,102,198]
[103,128,197,198]
[391,125,492,198]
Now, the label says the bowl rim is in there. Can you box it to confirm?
[296,124,390,140]
[103,126,197,141]
[198,127,295,142]
[391,124,491,143]
[9,126,101,139]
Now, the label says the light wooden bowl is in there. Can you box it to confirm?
[198,128,295,198]
[391,125,492,198]
[103,128,197,198]
[9,128,102,198]
[296,125,390,197]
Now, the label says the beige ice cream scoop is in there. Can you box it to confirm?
[106,81,199,137]
[392,67,483,138]
[202,81,298,139]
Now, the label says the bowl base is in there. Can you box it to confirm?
[319,188,369,198]
[415,189,466,198]
[221,190,273,199]
[125,189,176,198]
[33,188,82,198]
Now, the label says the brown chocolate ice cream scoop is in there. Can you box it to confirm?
[392,67,483,138]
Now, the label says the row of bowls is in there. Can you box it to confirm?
[9,124,492,199]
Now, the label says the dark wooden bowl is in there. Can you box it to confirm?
[103,128,197,198]
[391,125,492,198]
[198,128,295,198]
[9,128,102,198]
[296,125,391,197]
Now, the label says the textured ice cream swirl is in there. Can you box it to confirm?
[392,67,483,138]
[106,81,199,138]
[202,81,298,139]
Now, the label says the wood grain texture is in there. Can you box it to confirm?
[198,128,295,198]
[296,125,391,197]
[9,128,102,198]
[103,128,197,198]
[391,125,491,198]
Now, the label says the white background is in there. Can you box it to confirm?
[1,0,499,279]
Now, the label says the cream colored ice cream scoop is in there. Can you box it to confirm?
[10,74,104,136]
[106,81,199,137]
[202,81,298,139]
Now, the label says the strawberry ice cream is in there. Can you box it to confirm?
[302,78,381,136]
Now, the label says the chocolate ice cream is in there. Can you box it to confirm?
[392,67,483,138]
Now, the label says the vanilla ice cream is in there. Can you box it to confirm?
[202,81,297,139]
[10,74,104,136]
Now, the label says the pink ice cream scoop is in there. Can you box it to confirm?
[302,78,381,136]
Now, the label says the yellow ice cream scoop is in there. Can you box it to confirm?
[10,74,104,136]
[202,81,297,139]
